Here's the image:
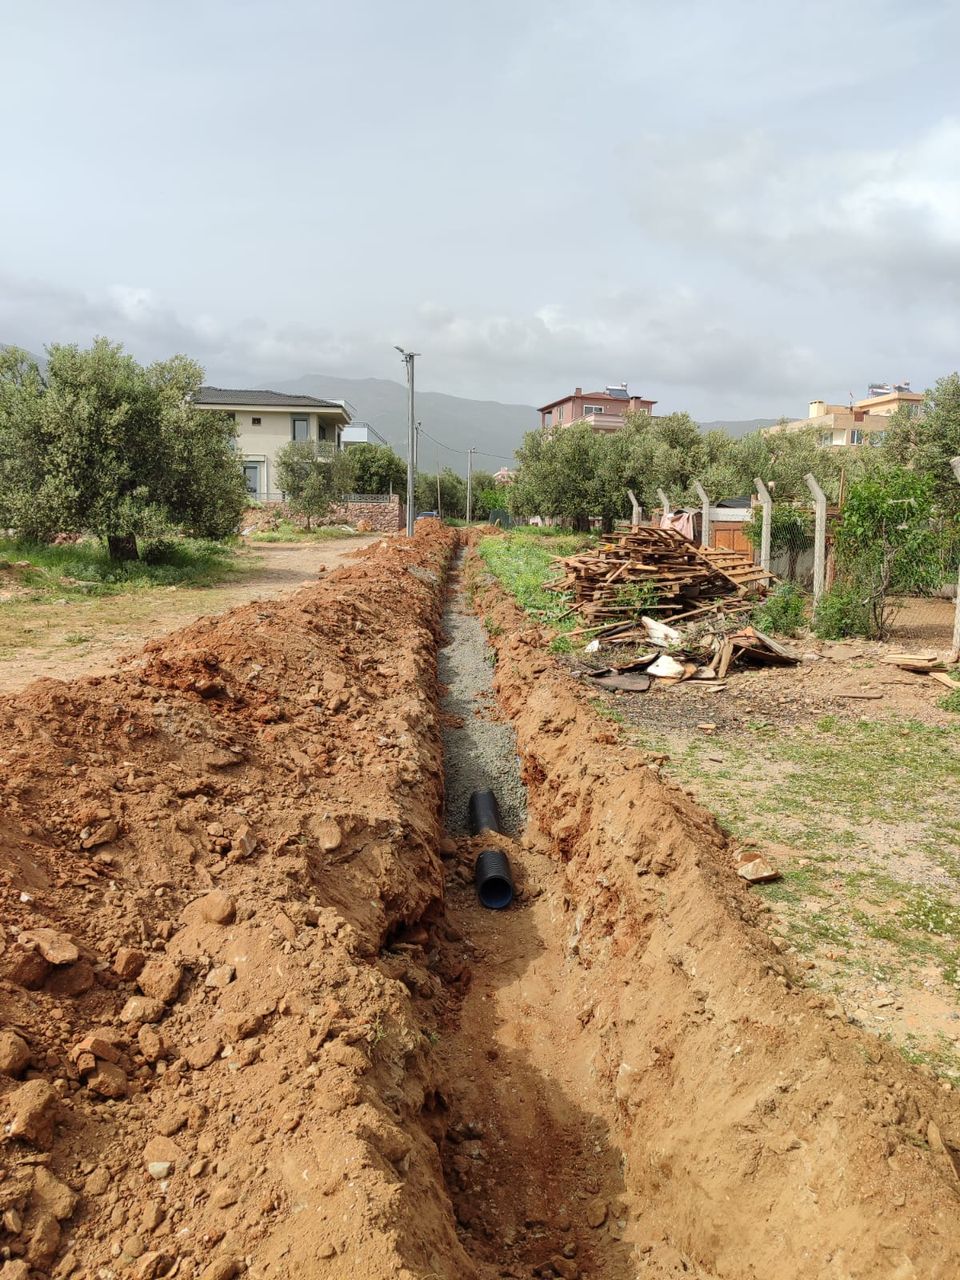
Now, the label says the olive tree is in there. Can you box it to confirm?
[0,339,247,557]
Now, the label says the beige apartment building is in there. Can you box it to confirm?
[194,387,353,500]
[764,383,924,448]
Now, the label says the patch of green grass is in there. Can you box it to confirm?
[590,696,625,725]
[897,1031,960,1085]
[478,530,596,637]
[0,536,243,600]
[246,521,366,543]
[62,632,93,645]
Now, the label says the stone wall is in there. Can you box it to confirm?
[328,495,404,533]
[242,497,405,535]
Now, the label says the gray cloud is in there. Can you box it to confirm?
[629,119,960,302]
[2,0,959,421]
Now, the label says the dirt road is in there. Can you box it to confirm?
[0,536,378,694]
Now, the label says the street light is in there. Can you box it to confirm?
[395,346,420,536]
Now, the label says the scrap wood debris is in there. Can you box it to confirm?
[581,619,800,693]
[552,525,772,633]
[560,528,798,691]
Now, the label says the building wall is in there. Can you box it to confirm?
[542,395,655,428]
[234,409,344,500]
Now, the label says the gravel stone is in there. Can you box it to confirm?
[439,554,526,835]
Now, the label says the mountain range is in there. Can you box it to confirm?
[274,374,783,469]
[272,373,532,472]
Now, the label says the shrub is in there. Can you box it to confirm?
[751,583,808,636]
[813,583,872,639]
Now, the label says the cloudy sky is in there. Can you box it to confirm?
[2,0,958,417]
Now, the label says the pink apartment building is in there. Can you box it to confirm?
[538,383,657,433]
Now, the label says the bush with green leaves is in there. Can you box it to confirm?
[0,340,248,558]
[343,443,406,496]
[751,583,808,636]
[813,582,873,639]
[830,467,942,638]
[274,440,345,530]
[613,580,661,617]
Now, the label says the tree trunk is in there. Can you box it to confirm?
[601,514,615,535]
[107,534,139,562]
[572,514,591,533]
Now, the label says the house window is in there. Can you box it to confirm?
[252,416,261,425]
[318,425,327,441]
[292,415,309,442]
[556,406,564,423]
[849,429,864,445]
[819,432,833,446]
[242,462,261,496]
[584,405,604,414]
[870,430,886,446]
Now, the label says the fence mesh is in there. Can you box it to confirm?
[886,595,955,649]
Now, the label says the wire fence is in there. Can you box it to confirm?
[676,478,959,651]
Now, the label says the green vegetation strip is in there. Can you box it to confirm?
[0,536,243,601]
[632,714,960,1001]
[477,529,597,652]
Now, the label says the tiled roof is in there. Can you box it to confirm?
[195,386,345,409]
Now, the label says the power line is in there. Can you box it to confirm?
[415,427,515,465]
[417,426,465,456]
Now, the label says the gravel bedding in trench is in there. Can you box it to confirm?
[439,552,527,836]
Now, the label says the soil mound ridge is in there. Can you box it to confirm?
[470,549,960,1279]
[0,524,476,1279]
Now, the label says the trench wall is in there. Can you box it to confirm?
[469,545,960,1280]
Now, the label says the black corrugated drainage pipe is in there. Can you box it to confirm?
[468,789,502,837]
[468,789,515,910]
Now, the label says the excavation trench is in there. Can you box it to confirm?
[422,539,960,1280]
[3,525,960,1280]
[434,552,637,1280]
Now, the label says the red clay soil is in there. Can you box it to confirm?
[467,547,960,1279]
[0,523,473,1280]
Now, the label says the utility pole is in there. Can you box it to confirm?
[466,447,476,524]
[436,452,442,519]
[754,476,773,575]
[395,346,419,536]
[950,457,960,661]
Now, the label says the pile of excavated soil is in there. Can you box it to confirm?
[5,518,960,1280]
[466,545,960,1279]
[0,524,480,1280]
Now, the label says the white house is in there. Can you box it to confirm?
[193,386,353,501]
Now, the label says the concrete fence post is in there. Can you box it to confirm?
[627,488,642,528]
[804,472,827,605]
[656,487,671,518]
[950,457,960,661]
[692,480,711,548]
[754,477,773,575]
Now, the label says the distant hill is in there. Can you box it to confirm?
[698,418,782,438]
[272,374,536,472]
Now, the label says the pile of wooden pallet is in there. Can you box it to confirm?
[552,526,772,633]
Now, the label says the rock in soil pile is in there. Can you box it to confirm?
[0,524,473,1280]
